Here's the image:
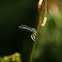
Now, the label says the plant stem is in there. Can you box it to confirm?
[30,1,45,62]
[37,1,45,31]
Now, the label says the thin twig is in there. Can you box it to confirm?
[30,1,45,62]
[38,0,43,9]
[30,1,47,62]
[37,1,45,31]
[41,0,47,26]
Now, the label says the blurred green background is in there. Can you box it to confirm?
[0,0,62,62]
[31,0,62,62]
[0,0,38,62]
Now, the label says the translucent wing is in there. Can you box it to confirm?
[31,34,36,41]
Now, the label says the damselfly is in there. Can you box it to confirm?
[18,25,37,41]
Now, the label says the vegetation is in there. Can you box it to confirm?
[0,53,22,62]
[0,0,62,62]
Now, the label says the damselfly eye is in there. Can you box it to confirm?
[32,28,37,33]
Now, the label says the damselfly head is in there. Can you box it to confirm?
[31,28,37,33]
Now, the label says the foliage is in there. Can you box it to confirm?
[0,53,22,62]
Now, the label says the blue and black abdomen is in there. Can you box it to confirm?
[18,25,37,33]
